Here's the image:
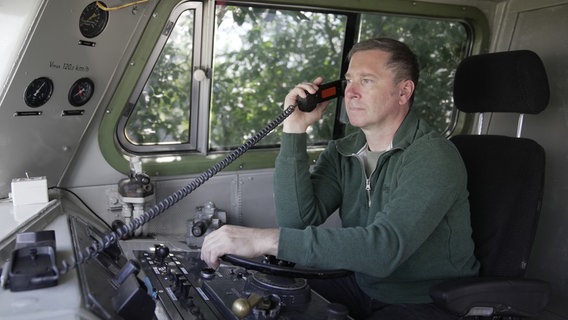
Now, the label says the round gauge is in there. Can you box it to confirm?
[24,77,54,108]
[79,2,109,38]
[68,77,95,107]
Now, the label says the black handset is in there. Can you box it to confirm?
[297,79,345,112]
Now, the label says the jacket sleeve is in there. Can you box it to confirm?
[273,133,342,228]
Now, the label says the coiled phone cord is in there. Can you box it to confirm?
[58,104,297,275]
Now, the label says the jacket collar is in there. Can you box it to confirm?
[336,109,421,155]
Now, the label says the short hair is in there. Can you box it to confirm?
[348,38,419,104]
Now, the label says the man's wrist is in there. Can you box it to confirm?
[257,228,279,256]
[283,122,308,133]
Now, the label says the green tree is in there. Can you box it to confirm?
[125,11,194,145]
[210,6,347,149]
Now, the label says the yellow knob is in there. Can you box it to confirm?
[231,293,263,319]
[232,298,251,318]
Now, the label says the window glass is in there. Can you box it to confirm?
[356,14,468,134]
[210,5,347,150]
[124,10,195,145]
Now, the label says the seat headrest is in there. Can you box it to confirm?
[453,50,550,114]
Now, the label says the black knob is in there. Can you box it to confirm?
[154,244,170,262]
[200,268,216,280]
[192,220,208,237]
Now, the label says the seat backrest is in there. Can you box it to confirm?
[451,50,550,278]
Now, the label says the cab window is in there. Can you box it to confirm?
[125,9,195,147]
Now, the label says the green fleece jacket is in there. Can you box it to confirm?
[274,110,479,304]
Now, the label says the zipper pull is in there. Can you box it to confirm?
[365,178,372,207]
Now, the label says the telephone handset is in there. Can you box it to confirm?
[296,79,345,112]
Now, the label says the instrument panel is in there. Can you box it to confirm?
[135,247,343,320]
[0,0,156,199]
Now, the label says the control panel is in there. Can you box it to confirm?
[137,245,347,319]
[0,207,349,319]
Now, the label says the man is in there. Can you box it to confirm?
[201,38,479,319]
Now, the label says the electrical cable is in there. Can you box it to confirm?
[49,186,113,230]
[57,104,297,275]
[96,0,149,12]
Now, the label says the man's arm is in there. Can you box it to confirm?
[201,78,332,270]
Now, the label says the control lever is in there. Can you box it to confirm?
[232,293,281,319]
[232,293,263,318]
[297,80,344,112]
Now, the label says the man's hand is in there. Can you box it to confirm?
[282,77,332,133]
[200,225,279,269]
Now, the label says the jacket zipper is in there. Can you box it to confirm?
[365,177,372,207]
[352,147,399,208]
[352,152,374,208]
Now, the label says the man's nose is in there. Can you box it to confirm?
[344,83,359,99]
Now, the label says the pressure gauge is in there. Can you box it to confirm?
[79,2,109,38]
[68,77,95,107]
[24,77,54,108]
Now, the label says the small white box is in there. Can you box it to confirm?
[11,176,49,206]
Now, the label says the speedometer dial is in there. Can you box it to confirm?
[79,2,109,38]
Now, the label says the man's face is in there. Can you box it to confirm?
[344,49,408,132]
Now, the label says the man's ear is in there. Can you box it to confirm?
[398,79,415,104]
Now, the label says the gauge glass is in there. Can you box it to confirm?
[79,2,109,38]
[68,78,95,107]
[24,77,54,108]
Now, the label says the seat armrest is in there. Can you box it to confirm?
[429,277,550,317]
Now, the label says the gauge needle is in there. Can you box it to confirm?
[81,19,96,26]
[75,86,86,98]
[34,82,45,96]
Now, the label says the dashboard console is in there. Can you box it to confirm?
[0,204,349,319]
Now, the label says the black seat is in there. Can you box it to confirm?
[429,50,551,318]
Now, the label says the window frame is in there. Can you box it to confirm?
[116,1,204,154]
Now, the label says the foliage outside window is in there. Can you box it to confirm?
[210,6,347,150]
[125,10,194,145]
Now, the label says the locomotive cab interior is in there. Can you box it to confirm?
[1,0,568,319]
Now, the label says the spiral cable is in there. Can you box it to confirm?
[58,105,297,275]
